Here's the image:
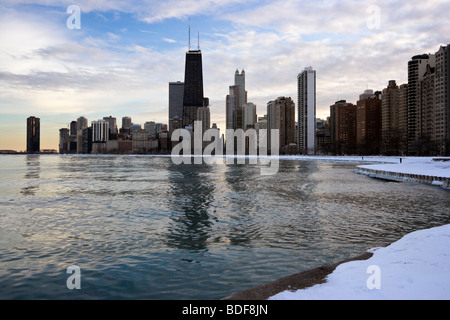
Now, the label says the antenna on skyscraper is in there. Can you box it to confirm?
[188,18,191,50]
[197,30,200,50]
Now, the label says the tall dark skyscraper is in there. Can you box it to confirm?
[169,81,184,132]
[27,116,40,153]
[182,45,207,129]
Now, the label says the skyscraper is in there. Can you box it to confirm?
[122,117,132,131]
[330,100,357,154]
[103,116,117,137]
[435,44,450,154]
[408,44,450,155]
[169,81,184,132]
[226,69,247,130]
[27,116,40,153]
[297,67,316,155]
[381,80,408,155]
[242,102,257,129]
[408,53,435,152]
[182,47,207,129]
[356,90,382,154]
[267,97,296,150]
[92,119,109,142]
[197,106,210,133]
[77,116,88,154]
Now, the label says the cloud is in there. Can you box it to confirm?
[1,0,450,151]
[163,37,177,43]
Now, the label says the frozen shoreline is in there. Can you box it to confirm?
[269,223,450,300]
[226,156,450,300]
[274,156,450,299]
[280,155,450,188]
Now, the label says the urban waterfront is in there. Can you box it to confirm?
[0,155,449,299]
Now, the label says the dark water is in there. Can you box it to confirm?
[0,155,449,299]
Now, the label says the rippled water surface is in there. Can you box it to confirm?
[0,155,449,299]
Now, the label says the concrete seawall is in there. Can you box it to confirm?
[356,167,450,189]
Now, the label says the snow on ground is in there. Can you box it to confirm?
[357,158,450,179]
[269,156,450,300]
[269,224,450,300]
[280,155,450,178]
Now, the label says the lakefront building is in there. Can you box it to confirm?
[26,116,40,153]
[168,81,184,133]
[330,100,357,154]
[356,89,382,154]
[381,80,408,155]
[182,47,208,130]
[267,97,296,153]
[297,67,316,155]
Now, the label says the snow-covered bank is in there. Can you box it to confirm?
[269,224,450,300]
[279,155,450,187]
[357,157,450,178]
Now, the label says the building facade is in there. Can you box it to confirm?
[297,67,316,154]
[169,81,184,132]
[267,97,296,151]
[330,100,357,154]
[356,90,382,154]
[92,119,110,142]
[182,49,207,129]
[435,45,450,154]
[27,116,40,153]
[381,80,408,155]
[226,69,248,130]
[242,102,257,129]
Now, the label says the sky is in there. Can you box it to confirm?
[0,0,449,151]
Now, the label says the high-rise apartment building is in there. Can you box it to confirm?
[76,116,88,154]
[435,45,450,154]
[356,90,381,154]
[408,54,436,150]
[27,116,40,153]
[297,67,316,154]
[406,44,450,155]
[381,80,408,155]
[59,128,69,154]
[267,97,296,150]
[330,100,357,154]
[169,81,184,132]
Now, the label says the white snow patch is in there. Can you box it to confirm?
[269,224,450,300]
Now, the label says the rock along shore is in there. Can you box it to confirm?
[223,252,373,300]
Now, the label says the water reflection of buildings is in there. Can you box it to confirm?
[166,162,215,251]
[21,155,40,196]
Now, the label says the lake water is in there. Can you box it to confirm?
[0,155,449,299]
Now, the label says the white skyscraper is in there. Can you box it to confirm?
[92,119,109,142]
[297,67,316,154]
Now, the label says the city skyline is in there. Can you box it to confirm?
[1,1,450,151]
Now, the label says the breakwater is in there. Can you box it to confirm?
[356,167,450,189]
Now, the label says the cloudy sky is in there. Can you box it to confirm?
[0,0,449,151]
